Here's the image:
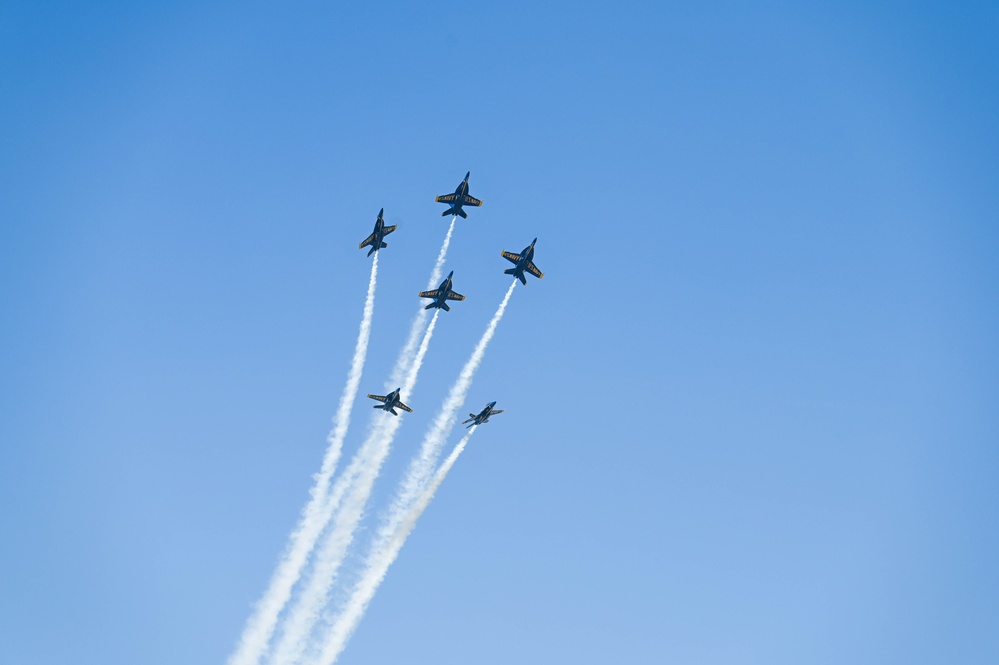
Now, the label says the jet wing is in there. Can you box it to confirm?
[358,232,376,249]
[501,250,521,265]
[397,402,413,413]
[489,409,504,416]
[367,394,388,403]
[461,194,482,207]
[526,261,544,279]
[419,289,441,298]
[382,224,397,236]
[461,416,476,425]
[435,193,458,203]
[445,290,465,302]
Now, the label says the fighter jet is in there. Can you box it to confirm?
[435,171,482,219]
[367,388,412,415]
[461,401,504,428]
[358,208,397,257]
[419,271,465,312]
[501,237,544,285]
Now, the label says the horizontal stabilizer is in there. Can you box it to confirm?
[456,208,468,219]
[441,302,450,312]
[442,208,456,217]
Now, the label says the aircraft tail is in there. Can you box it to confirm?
[504,268,527,284]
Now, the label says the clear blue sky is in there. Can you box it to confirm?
[2,2,997,663]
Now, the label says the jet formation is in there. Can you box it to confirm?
[461,401,504,428]
[359,172,543,423]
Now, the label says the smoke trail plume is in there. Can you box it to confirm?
[304,279,517,664]
[228,254,380,665]
[269,310,441,665]
[386,279,516,540]
[312,427,478,665]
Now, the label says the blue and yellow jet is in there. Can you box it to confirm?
[367,388,412,416]
[461,401,504,428]
[358,208,397,257]
[419,271,465,312]
[435,171,482,219]
[501,238,544,285]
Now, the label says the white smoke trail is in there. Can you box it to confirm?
[228,254,380,665]
[269,310,441,665]
[384,279,516,541]
[305,279,517,665]
[312,427,478,665]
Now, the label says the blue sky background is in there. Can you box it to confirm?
[2,1,998,663]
